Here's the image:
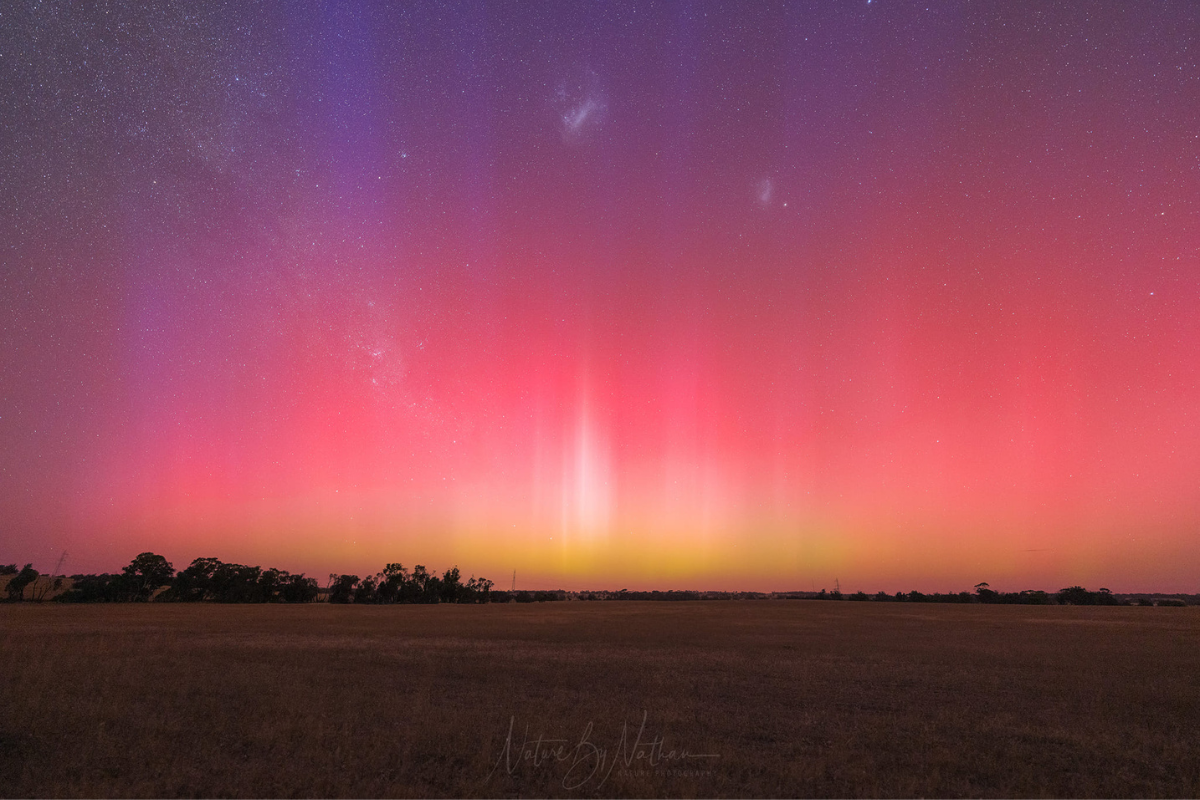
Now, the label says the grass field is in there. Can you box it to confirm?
[2,602,1198,798]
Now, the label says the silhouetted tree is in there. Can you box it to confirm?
[377,563,407,604]
[1056,585,1095,605]
[279,573,319,603]
[6,564,38,601]
[969,582,998,599]
[214,563,263,602]
[257,568,284,601]
[0,564,18,576]
[55,574,121,602]
[121,552,175,601]
[328,574,359,604]
[169,561,313,603]
[410,565,441,603]
[465,575,494,603]
[974,582,999,603]
[166,557,223,601]
[23,551,489,605]
[353,575,378,604]
[439,567,462,603]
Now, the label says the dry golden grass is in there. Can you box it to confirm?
[1,601,1198,797]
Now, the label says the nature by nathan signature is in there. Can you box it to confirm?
[490,711,719,789]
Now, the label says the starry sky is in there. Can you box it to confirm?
[2,1,1198,591]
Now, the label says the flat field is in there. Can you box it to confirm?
[1,601,1198,798]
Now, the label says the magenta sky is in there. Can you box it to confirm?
[2,1,1198,592]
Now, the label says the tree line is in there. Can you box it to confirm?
[0,560,1190,605]
[813,583,1185,606]
[325,563,494,604]
[0,554,495,604]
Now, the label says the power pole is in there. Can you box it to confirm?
[511,570,516,592]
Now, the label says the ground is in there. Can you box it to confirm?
[1,601,1198,797]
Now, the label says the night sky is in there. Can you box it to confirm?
[2,1,1198,591]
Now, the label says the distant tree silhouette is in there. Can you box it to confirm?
[377,563,407,603]
[2,549,503,605]
[439,567,462,603]
[332,562,491,604]
[410,565,441,603]
[222,564,265,602]
[257,568,284,601]
[353,575,378,604]
[6,564,38,601]
[161,558,319,603]
[121,553,174,601]
[974,582,999,603]
[465,575,494,603]
[328,574,360,604]
[55,574,121,603]
[45,552,484,603]
[166,557,223,601]
[1056,585,1096,605]
[279,573,319,603]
